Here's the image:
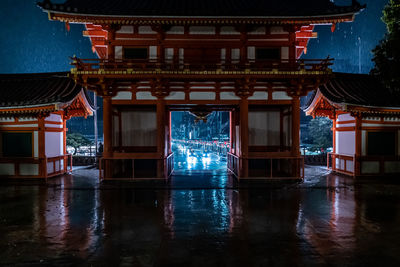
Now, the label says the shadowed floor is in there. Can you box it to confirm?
[1,166,400,266]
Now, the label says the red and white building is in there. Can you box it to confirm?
[0,72,94,178]
[304,73,400,177]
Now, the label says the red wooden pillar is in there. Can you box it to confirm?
[103,96,113,158]
[332,113,337,171]
[240,97,249,178]
[354,115,362,176]
[38,116,46,178]
[157,99,166,178]
[63,118,67,172]
[106,27,115,60]
[291,96,300,157]
[102,96,113,179]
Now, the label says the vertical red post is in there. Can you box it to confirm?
[38,116,46,178]
[157,99,166,178]
[240,97,249,178]
[355,115,362,176]
[292,96,300,157]
[103,96,113,179]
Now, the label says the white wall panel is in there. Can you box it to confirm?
[20,164,39,176]
[113,91,132,100]
[337,131,355,155]
[0,163,14,175]
[45,132,63,157]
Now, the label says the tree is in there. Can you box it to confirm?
[371,0,400,92]
[66,132,93,155]
[307,117,332,151]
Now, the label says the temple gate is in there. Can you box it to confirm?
[38,0,364,181]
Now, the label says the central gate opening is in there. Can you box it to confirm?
[170,110,230,173]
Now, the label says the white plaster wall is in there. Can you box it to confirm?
[121,111,157,146]
[149,46,157,60]
[220,26,239,35]
[361,161,380,174]
[0,118,14,122]
[336,123,355,128]
[19,118,36,122]
[115,46,122,59]
[165,48,174,61]
[112,91,132,100]
[248,91,268,100]
[220,92,240,100]
[247,47,255,60]
[361,130,366,156]
[189,26,215,34]
[249,26,266,35]
[398,130,400,155]
[385,162,400,173]
[19,164,39,176]
[0,163,14,175]
[47,162,54,174]
[165,91,185,100]
[272,91,292,100]
[270,26,288,34]
[249,111,280,146]
[189,92,216,100]
[337,113,354,122]
[231,49,240,62]
[346,160,354,172]
[136,92,157,100]
[45,132,63,157]
[34,131,38,157]
[337,131,355,155]
[1,124,38,128]
[138,26,156,34]
[281,47,289,60]
[167,26,184,34]
[46,114,62,122]
[117,25,134,34]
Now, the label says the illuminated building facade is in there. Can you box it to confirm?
[38,0,363,180]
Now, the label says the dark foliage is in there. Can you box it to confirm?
[371,0,400,92]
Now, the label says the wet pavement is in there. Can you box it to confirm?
[1,167,400,266]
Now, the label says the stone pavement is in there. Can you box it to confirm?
[1,166,400,266]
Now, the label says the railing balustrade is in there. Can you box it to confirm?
[0,154,72,178]
[71,57,333,73]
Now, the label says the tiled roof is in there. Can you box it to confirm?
[303,73,400,109]
[0,72,93,108]
[38,0,364,17]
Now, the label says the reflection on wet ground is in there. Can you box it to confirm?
[1,167,400,266]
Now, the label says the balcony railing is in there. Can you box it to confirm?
[0,154,72,178]
[71,57,333,73]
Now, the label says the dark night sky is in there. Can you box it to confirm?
[0,0,389,137]
[0,0,388,74]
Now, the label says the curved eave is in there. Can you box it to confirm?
[43,10,362,25]
[344,104,400,116]
[0,104,58,117]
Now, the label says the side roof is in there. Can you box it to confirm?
[317,73,400,108]
[38,0,364,18]
[0,72,93,109]
[303,72,400,118]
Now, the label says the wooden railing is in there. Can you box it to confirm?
[0,154,72,178]
[248,156,304,180]
[327,152,355,176]
[227,154,304,180]
[227,152,239,177]
[71,57,333,73]
[46,154,72,178]
[99,156,166,180]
